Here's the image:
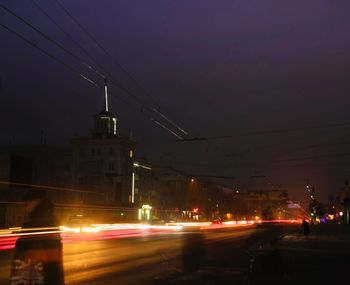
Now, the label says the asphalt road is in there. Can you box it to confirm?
[0,224,298,285]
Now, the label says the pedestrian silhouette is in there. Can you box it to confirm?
[10,189,64,285]
[301,219,310,236]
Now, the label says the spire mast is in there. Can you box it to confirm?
[104,78,109,112]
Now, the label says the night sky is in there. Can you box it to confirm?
[2,0,350,203]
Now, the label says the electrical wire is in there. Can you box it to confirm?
[225,133,350,158]
[29,0,106,78]
[0,22,98,87]
[175,122,350,142]
[0,3,103,80]
[0,5,183,138]
[28,0,148,110]
[53,0,188,136]
[0,20,179,138]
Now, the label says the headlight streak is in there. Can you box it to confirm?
[0,220,299,251]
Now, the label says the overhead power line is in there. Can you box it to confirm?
[29,0,106,78]
[152,108,188,135]
[3,2,141,106]
[53,0,158,105]
[151,118,183,140]
[0,4,183,139]
[0,21,180,138]
[28,0,147,109]
[225,133,350,158]
[187,174,235,180]
[0,3,104,80]
[0,20,171,133]
[175,122,350,142]
[0,22,97,86]
[265,152,350,164]
[0,181,102,194]
[54,0,187,136]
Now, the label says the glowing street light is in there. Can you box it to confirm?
[131,161,152,204]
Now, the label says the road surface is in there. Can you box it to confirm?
[0,223,297,284]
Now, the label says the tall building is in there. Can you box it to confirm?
[71,79,134,205]
[91,79,118,139]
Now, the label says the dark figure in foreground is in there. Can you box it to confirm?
[10,189,64,285]
[301,219,310,236]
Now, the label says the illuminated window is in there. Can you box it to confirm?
[112,118,117,135]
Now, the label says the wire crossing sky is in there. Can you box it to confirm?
[1,0,350,202]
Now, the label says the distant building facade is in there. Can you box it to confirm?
[71,136,133,204]
[0,81,136,226]
[71,79,134,205]
[245,189,288,219]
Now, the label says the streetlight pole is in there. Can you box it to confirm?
[131,161,152,204]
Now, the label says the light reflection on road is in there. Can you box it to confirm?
[0,220,301,250]
[0,221,259,250]
[0,221,300,284]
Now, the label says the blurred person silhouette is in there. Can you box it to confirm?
[10,189,64,285]
[301,219,310,236]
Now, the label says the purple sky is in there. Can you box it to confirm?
[1,0,350,202]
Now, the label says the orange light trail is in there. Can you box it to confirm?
[0,219,300,251]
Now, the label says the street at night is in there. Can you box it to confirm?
[2,1,350,284]
[0,223,290,284]
[2,223,350,284]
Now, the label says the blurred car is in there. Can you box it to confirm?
[212,218,222,224]
[63,215,100,233]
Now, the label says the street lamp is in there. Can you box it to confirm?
[131,161,152,203]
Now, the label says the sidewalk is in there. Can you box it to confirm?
[252,224,350,285]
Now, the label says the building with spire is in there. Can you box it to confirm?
[71,79,134,205]
[92,79,118,139]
